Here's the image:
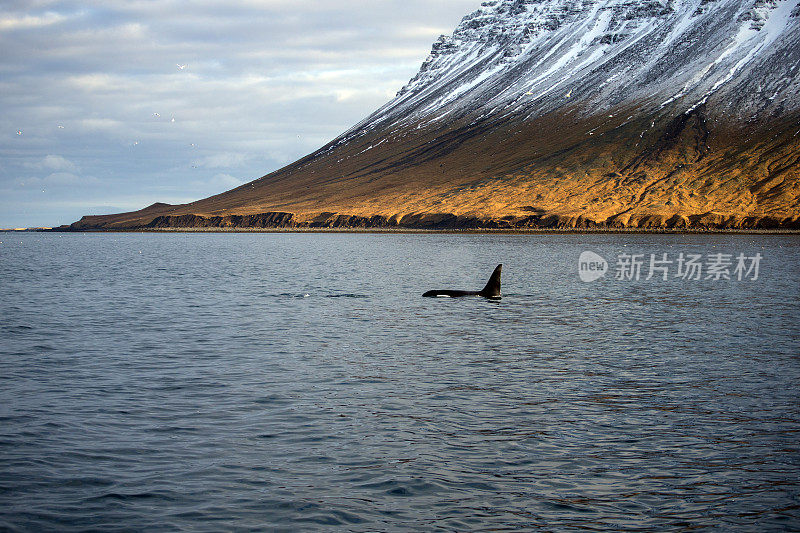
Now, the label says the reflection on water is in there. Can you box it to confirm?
[1,232,799,531]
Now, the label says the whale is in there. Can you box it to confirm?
[422,264,502,299]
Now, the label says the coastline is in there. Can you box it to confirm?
[38,227,800,235]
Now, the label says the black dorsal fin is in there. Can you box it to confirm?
[480,264,502,298]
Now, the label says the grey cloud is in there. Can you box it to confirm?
[0,0,479,227]
[192,152,250,169]
[23,154,78,171]
[16,171,99,187]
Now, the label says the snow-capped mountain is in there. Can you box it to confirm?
[70,0,800,230]
[329,0,799,162]
[360,0,799,130]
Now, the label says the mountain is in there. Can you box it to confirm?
[70,0,800,231]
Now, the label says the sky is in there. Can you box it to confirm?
[0,0,480,228]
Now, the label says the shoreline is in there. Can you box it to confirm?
[34,227,800,235]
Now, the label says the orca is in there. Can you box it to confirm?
[422,264,502,299]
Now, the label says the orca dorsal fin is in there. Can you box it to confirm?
[480,264,502,298]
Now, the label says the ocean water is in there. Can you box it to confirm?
[1,231,799,531]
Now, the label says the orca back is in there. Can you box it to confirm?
[422,289,479,298]
[422,264,502,298]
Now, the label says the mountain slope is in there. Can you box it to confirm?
[71,0,800,230]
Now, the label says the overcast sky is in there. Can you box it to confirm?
[0,0,479,228]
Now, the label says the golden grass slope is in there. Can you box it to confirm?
[70,104,800,230]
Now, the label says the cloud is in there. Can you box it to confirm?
[397,25,452,39]
[0,12,68,31]
[210,173,244,188]
[40,172,85,184]
[192,152,250,169]
[24,155,78,171]
[78,118,125,132]
[0,0,481,227]
[16,172,100,187]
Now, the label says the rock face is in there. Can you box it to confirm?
[70,0,800,231]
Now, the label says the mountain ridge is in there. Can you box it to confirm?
[67,0,800,231]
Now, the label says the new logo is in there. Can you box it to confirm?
[578,251,608,282]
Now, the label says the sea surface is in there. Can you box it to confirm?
[1,232,799,531]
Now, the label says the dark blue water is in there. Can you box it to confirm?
[1,232,799,531]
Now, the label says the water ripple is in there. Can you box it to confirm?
[1,232,798,531]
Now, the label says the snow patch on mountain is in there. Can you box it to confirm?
[343,0,799,139]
